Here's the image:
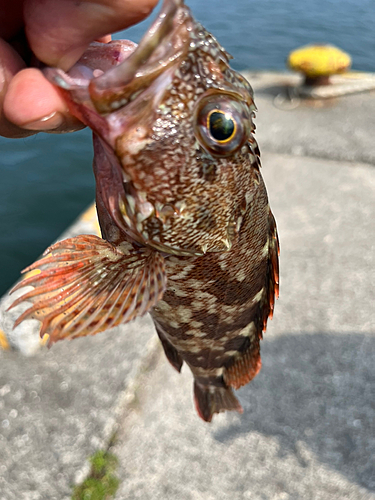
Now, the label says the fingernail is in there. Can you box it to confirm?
[22,111,65,131]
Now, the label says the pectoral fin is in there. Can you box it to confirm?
[9,235,166,345]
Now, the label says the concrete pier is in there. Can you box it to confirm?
[0,72,374,499]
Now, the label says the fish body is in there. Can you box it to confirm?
[10,0,279,421]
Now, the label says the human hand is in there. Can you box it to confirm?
[0,0,158,138]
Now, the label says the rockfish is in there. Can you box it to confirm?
[10,0,279,422]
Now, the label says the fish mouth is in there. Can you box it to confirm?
[89,0,192,114]
[43,0,196,255]
[45,0,192,116]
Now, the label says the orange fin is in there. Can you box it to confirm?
[193,382,243,422]
[265,210,279,326]
[224,342,262,390]
[9,235,166,345]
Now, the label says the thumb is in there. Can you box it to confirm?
[24,0,158,70]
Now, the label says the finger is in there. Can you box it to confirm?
[24,0,159,70]
[3,68,84,133]
[97,35,112,44]
[0,38,35,138]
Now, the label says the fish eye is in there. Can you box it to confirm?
[194,93,252,156]
[207,110,236,143]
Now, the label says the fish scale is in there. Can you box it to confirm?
[152,167,277,420]
[9,0,279,422]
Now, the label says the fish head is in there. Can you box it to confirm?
[45,0,257,256]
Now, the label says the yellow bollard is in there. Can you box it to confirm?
[288,44,351,86]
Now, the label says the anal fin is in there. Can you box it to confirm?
[9,235,166,345]
[224,342,262,391]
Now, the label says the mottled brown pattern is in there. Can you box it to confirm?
[11,0,279,423]
[151,165,278,421]
[195,375,225,387]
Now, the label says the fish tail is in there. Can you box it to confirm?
[193,381,243,423]
[8,234,166,345]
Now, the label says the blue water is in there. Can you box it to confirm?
[1,0,374,295]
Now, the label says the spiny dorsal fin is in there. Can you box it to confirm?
[9,234,166,345]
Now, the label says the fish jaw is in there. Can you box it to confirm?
[43,0,196,252]
[43,0,192,146]
[43,0,258,258]
[88,0,192,114]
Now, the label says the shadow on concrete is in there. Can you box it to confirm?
[213,332,375,492]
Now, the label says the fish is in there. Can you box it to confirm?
[9,0,279,422]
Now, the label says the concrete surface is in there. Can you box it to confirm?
[0,316,157,500]
[243,71,375,166]
[0,206,158,499]
[0,72,374,499]
[113,152,375,500]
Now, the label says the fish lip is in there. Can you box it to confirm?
[88,0,193,114]
[43,0,194,154]
[92,0,188,88]
[44,0,193,115]
[43,40,138,91]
